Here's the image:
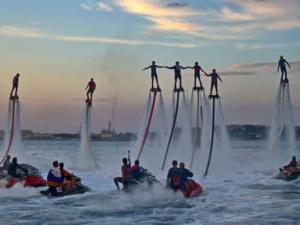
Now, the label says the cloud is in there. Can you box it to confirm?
[236,43,300,50]
[221,71,256,76]
[112,0,300,42]
[220,7,254,21]
[225,0,300,30]
[0,25,197,48]
[81,1,112,12]
[80,1,94,11]
[221,60,300,76]
[114,0,206,35]
[166,2,188,8]
[0,25,45,38]
[96,2,112,12]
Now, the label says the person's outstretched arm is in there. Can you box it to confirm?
[85,83,89,90]
[166,169,171,187]
[165,66,173,69]
[143,65,151,71]
[181,66,189,69]
[156,65,164,68]
[200,67,207,74]
[186,169,193,178]
[285,60,291,68]
[218,74,222,82]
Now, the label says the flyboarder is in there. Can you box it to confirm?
[165,61,188,91]
[143,61,163,91]
[85,78,96,104]
[187,62,207,90]
[10,73,20,99]
[206,69,222,97]
[278,55,291,83]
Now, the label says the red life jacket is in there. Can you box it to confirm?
[122,164,131,178]
[171,176,181,186]
[89,81,96,89]
[194,66,201,73]
[60,168,71,178]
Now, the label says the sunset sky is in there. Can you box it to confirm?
[0,0,299,132]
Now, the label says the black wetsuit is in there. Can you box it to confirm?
[10,76,19,97]
[180,168,193,184]
[207,72,221,95]
[145,64,163,89]
[2,159,10,171]
[7,162,28,178]
[278,58,290,81]
[167,65,184,89]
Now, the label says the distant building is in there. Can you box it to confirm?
[99,121,115,138]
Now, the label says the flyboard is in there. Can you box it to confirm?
[0,96,19,165]
[161,87,184,170]
[136,88,161,160]
[189,87,204,169]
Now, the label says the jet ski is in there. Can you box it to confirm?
[122,170,160,192]
[0,163,46,188]
[167,178,203,198]
[40,175,90,197]
[181,179,203,198]
[276,167,300,181]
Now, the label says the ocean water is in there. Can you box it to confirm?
[0,140,300,225]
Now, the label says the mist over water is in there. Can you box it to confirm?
[0,139,299,225]
[78,105,99,171]
[267,84,297,167]
[0,85,299,225]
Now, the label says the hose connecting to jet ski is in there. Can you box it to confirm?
[269,83,286,156]
[137,91,158,160]
[161,90,180,170]
[204,95,217,177]
[0,99,17,165]
[189,89,203,169]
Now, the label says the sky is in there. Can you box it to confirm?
[0,0,299,132]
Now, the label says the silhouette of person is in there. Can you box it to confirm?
[206,69,222,96]
[143,61,163,91]
[187,62,207,89]
[278,55,291,82]
[165,61,188,91]
[10,73,20,99]
[85,78,96,102]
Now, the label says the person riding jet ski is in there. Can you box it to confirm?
[166,160,182,191]
[277,156,300,181]
[7,157,28,179]
[1,155,11,172]
[47,160,63,188]
[113,157,132,191]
